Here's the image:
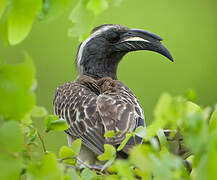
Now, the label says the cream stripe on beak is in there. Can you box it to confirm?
[122,36,150,43]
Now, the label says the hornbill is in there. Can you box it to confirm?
[53,24,173,163]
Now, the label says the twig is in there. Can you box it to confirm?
[37,131,47,154]
[58,156,104,174]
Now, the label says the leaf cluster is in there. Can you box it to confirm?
[1,1,217,179]
[0,0,123,45]
[0,58,217,179]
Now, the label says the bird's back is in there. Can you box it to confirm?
[53,75,145,157]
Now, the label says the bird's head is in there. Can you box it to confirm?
[76,24,173,79]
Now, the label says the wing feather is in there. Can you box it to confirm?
[96,80,145,147]
[53,76,145,155]
[54,81,105,155]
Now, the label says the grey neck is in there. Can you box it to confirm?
[78,53,125,80]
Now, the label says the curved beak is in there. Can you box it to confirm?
[114,29,174,62]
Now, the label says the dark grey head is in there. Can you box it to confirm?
[76,24,173,79]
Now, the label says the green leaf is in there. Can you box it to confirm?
[101,158,115,172]
[80,168,96,180]
[98,144,116,161]
[31,106,48,118]
[59,140,82,165]
[202,107,212,121]
[185,89,197,102]
[150,137,160,151]
[147,93,187,140]
[134,126,146,139]
[59,146,76,158]
[67,168,80,180]
[87,0,108,16]
[206,133,217,180]
[71,139,82,156]
[0,53,36,120]
[27,153,62,180]
[63,175,71,180]
[0,13,9,45]
[68,0,94,41]
[40,0,76,21]
[189,124,217,180]
[0,152,23,180]
[7,0,42,45]
[182,112,208,155]
[0,121,24,152]
[105,175,119,180]
[209,106,217,131]
[59,146,76,165]
[0,0,7,19]
[129,145,152,179]
[156,129,167,147]
[150,152,183,180]
[44,115,69,132]
[21,114,32,126]
[185,101,201,114]
[154,93,172,119]
[117,133,132,151]
[49,119,69,131]
[114,160,135,180]
[45,115,58,128]
[27,128,38,145]
[146,93,172,140]
[104,130,115,138]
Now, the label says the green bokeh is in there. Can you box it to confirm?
[1,0,217,152]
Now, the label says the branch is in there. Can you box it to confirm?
[37,131,47,154]
[58,156,105,174]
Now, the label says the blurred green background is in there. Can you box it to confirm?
[1,0,217,152]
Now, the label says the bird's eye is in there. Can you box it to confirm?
[106,31,120,43]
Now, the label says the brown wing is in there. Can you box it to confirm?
[53,76,145,155]
[53,81,105,155]
[97,80,145,149]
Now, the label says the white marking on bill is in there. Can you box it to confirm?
[122,36,150,43]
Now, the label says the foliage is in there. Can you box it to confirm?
[0,0,217,180]
[0,53,36,120]
[0,59,217,179]
[0,0,122,45]
[0,0,42,45]
[44,115,69,132]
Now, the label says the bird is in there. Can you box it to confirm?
[53,24,173,163]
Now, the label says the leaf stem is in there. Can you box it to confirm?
[37,131,47,154]
[59,156,104,173]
